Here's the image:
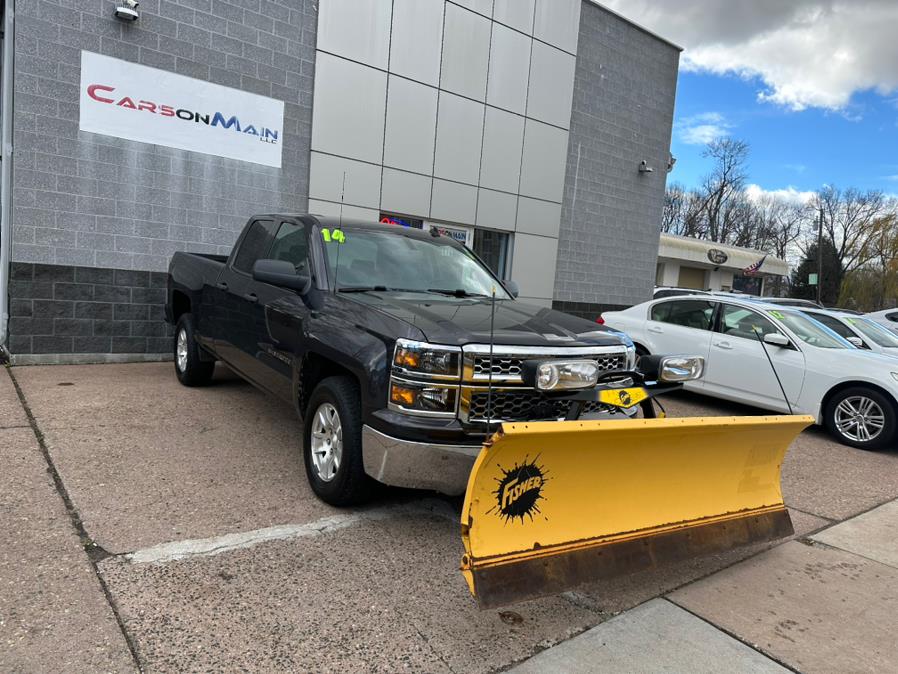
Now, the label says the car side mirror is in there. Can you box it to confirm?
[763,333,791,348]
[502,279,519,298]
[252,259,311,294]
[846,336,866,349]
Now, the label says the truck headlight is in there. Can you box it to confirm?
[393,339,461,379]
[389,380,458,416]
[658,356,704,382]
[534,360,600,391]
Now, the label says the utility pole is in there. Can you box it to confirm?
[816,206,823,305]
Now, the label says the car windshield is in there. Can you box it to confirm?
[322,228,510,298]
[768,309,851,348]
[845,316,898,348]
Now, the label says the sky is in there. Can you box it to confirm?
[601,0,898,202]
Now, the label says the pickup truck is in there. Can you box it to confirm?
[166,214,638,506]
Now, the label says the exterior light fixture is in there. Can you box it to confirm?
[114,0,140,21]
[638,160,654,174]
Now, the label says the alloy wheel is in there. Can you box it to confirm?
[176,328,188,372]
[834,395,885,443]
[310,402,343,482]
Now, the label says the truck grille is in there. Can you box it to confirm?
[470,353,627,381]
[467,391,621,423]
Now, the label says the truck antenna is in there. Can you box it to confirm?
[334,171,346,293]
[486,285,497,429]
[753,328,794,415]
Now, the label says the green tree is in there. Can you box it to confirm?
[790,239,843,305]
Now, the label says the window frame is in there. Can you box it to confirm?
[717,303,784,342]
[648,298,718,331]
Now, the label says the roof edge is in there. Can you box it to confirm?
[583,0,684,52]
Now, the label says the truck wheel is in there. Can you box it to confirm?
[174,314,215,387]
[824,387,896,450]
[303,376,373,506]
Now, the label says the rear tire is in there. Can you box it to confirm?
[824,387,896,451]
[174,314,215,387]
[303,376,374,506]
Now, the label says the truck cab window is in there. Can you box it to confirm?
[233,220,275,274]
[269,222,310,273]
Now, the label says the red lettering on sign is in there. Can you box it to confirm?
[116,96,137,109]
[87,84,115,103]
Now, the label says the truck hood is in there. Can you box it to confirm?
[346,293,627,348]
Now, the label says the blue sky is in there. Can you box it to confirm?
[671,71,898,196]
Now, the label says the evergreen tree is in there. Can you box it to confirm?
[790,239,843,305]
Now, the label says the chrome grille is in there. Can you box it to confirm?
[467,391,621,423]
[470,353,627,381]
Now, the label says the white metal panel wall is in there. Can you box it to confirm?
[309,0,582,302]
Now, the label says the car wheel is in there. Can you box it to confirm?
[174,313,215,387]
[303,376,374,506]
[824,387,896,450]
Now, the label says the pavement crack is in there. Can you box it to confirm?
[5,367,145,673]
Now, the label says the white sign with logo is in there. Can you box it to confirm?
[79,51,285,168]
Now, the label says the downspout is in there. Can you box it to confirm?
[0,1,14,354]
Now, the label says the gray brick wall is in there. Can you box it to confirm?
[12,0,317,271]
[553,2,679,308]
[8,262,172,357]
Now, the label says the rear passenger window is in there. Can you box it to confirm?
[650,300,715,330]
[233,220,275,274]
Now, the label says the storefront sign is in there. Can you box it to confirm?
[707,249,729,264]
[79,51,285,168]
[433,225,470,245]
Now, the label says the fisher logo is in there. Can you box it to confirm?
[490,458,548,523]
[618,390,632,406]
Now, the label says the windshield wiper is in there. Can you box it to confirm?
[338,285,389,293]
[427,288,490,298]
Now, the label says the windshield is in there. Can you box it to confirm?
[768,309,852,348]
[845,316,898,348]
[322,228,510,299]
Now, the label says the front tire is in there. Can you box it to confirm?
[824,387,896,450]
[303,376,373,506]
[174,314,215,387]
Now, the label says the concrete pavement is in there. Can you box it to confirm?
[2,362,897,672]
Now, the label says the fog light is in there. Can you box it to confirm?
[535,360,600,391]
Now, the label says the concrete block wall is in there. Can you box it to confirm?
[553,1,679,316]
[8,0,318,358]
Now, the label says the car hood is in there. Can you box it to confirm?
[347,293,627,348]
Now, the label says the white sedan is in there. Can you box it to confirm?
[602,296,898,450]
[798,308,898,355]
[865,309,898,335]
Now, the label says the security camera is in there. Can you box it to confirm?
[638,160,654,174]
[667,154,677,172]
[114,0,139,21]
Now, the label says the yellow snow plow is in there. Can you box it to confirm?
[459,357,812,608]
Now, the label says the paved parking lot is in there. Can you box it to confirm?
[2,362,897,672]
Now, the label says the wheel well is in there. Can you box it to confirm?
[297,353,358,418]
[171,290,191,322]
[820,381,898,421]
[634,343,649,356]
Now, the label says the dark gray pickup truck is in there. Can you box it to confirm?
[166,214,638,505]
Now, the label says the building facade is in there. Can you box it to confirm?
[0,0,679,363]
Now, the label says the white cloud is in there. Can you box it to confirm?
[600,0,898,112]
[676,112,731,145]
[745,184,817,206]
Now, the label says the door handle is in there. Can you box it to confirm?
[216,281,229,290]
[243,292,259,304]
[714,340,733,350]
[647,326,663,334]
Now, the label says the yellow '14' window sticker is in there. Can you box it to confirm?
[321,228,345,243]
[769,310,784,319]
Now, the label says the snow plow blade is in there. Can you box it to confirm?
[460,415,812,609]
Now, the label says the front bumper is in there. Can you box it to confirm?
[362,425,481,496]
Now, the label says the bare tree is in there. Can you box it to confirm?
[817,186,888,273]
[696,138,750,243]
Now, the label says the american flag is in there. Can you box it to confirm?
[743,254,767,275]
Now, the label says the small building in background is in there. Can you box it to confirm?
[656,234,789,296]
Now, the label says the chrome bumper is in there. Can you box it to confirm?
[362,425,481,496]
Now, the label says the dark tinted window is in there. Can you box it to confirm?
[268,221,309,273]
[233,220,275,274]
[886,312,898,322]
[805,313,854,339]
[650,300,715,330]
[720,304,779,340]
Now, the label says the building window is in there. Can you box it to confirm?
[473,229,510,279]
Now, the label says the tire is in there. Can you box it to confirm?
[173,314,215,387]
[824,386,896,451]
[303,376,374,506]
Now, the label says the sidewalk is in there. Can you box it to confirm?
[511,500,898,673]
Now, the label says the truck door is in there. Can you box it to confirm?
[214,218,276,370]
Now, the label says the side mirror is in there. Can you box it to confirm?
[763,333,791,348]
[252,259,311,294]
[502,279,519,298]
[846,336,866,349]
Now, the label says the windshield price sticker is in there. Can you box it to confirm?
[769,310,785,319]
[321,228,345,243]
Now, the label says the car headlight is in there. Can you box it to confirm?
[626,344,637,369]
[534,360,600,391]
[389,379,458,416]
[393,339,461,379]
[658,356,705,382]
